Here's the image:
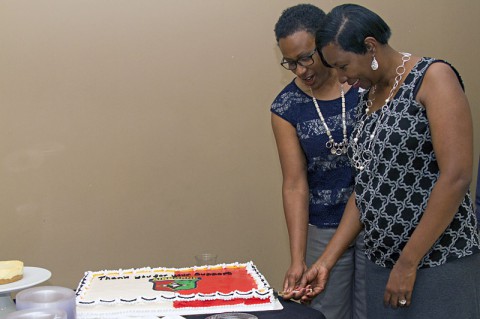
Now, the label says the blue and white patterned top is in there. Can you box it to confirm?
[271,80,359,228]
[352,58,480,268]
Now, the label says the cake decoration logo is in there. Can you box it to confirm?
[150,277,200,291]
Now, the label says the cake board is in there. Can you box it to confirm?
[76,298,283,318]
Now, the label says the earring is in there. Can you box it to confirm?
[371,55,379,70]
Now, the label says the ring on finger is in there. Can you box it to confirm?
[399,299,407,306]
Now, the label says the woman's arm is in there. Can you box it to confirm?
[271,113,310,294]
[384,62,473,307]
[295,192,363,301]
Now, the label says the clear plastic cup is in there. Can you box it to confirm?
[195,253,218,265]
[6,308,67,319]
[15,286,75,319]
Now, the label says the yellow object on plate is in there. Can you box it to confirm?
[0,260,24,285]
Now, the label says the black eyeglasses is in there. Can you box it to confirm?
[280,48,317,70]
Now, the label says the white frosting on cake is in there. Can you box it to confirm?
[75,261,281,318]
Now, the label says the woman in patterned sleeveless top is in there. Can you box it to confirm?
[294,4,480,319]
[271,4,366,319]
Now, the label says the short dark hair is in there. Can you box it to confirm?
[316,4,391,54]
[274,4,326,43]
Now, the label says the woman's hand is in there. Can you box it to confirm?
[290,193,362,303]
[281,261,307,300]
[298,262,330,303]
[383,258,417,308]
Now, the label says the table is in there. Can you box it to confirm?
[184,298,326,319]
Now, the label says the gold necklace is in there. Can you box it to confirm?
[310,85,347,156]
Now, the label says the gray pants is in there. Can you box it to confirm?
[306,225,367,319]
[365,253,480,319]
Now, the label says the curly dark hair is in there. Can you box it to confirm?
[274,4,326,43]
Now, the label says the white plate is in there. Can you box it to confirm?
[0,267,51,293]
[204,313,258,319]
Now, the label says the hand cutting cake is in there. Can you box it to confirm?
[0,260,24,284]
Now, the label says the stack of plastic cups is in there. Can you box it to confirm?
[15,286,76,319]
[5,308,67,319]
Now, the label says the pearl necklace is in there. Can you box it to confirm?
[310,85,347,156]
[351,52,411,171]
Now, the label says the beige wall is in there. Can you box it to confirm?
[1,0,479,291]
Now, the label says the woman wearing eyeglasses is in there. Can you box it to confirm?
[271,4,366,319]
